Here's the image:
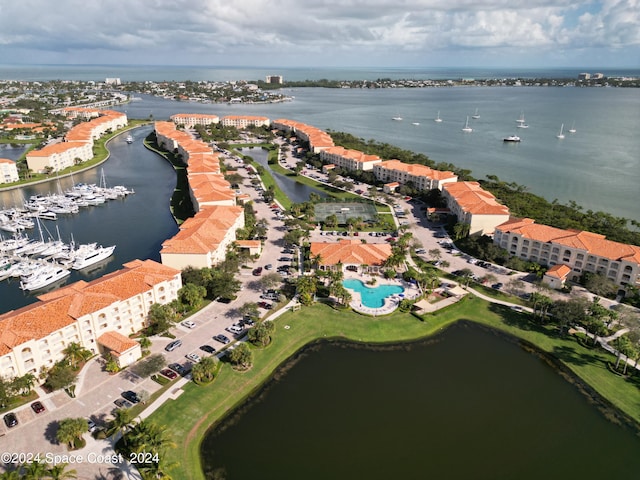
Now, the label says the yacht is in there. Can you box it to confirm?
[412,122,420,126]
[434,111,443,123]
[20,265,70,291]
[72,244,116,270]
[503,135,521,143]
[462,116,473,133]
[556,124,565,139]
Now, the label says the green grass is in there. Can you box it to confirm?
[146,297,640,480]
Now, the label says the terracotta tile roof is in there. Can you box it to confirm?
[443,182,510,216]
[310,239,392,266]
[236,240,261,248]
[0,260,178,356]
[0,158,15,165]
[545,264,572,279]
[497,217,640,264]
[97,331,139,355]
[376,160,457,180]
[26,141,90,157]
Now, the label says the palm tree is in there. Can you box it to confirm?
[0,469,22,480]
[62,342,89,369]
[46,463,77,480]
[106,408,135,441]
[191,356,217,383]
[21,460,49,479]
[56,418,87,449]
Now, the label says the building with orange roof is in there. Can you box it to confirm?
[235,240,262,256]
[0,259,181,381]
[171,113,220,127]
[373,159,458,191]
[160,205,244,270]
[310,239,392,274]
[494,217,640,288]
[221,115,270,128]
[542,264,573,290]
[97,331,142,369]
[442,182,510,235]
[383,182,400,194]
[272,119,334,152]
[320,146,382,171]
[0,158,19,184]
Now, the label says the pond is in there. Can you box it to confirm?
[201,321,640,480]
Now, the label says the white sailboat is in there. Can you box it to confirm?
[516,112,529,128]
[462,116,473,133]
[434,111,443,123]
[556,124,565,139]
[471,108,480,119]
[568,122,577,134]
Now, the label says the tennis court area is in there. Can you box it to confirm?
[314,201,378,224]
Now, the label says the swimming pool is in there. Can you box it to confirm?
[343,279,405,308]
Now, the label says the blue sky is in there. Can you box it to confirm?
[0,0,638,68]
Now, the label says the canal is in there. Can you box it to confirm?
[0,126,179,314]
[201,321,640,480]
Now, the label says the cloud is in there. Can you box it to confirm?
[0,0,637,66]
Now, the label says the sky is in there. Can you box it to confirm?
[0,0,638,68]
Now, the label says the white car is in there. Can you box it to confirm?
[182,320,196,329]
[186,352,201,363]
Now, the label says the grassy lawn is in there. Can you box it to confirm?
[146,297,640,480]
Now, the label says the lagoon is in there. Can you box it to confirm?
[201,321,640,480]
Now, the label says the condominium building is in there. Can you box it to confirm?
[170,113,220,128]
[373,160,457,191]
[272,119,334,153]
[0,259,182,381]
[442,182,510,235]
[494,217,640,288]
[0,158,19,184]
[221,115,270,128]
[319,146,382,171]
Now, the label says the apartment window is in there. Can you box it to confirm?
[521,247,528,254]
[575,261,583,268]
[551,255,558,262]
[588,256,597,262]
[624,265,633,272]
[611,263,619,270]
[552,247,559,254]
[542,244,550,251]
[564,250,571,257]
[522,240,530,246]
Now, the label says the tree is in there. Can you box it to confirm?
[107,407,135,443]
[178,283,207,310]
[296,274,318,306]
[229,343,253,369]
[191,356,218,383]
[46,463,78,480]
[147,303,178,334]
[131,354,166,378]
[238,302,260,320]
[56,418,88,449]
[259,272,283,291]
[62,342,91,369]
[44,364,76,392]
[248,321,275,347]
[428,248,442,262]
[11,372,36,396]
[453,222,470,240]
[21,459,49,480]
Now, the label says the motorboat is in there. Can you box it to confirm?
[20,265,70,291]
[126,134,133,144]
[503,135,521,142]
[72,244,116,270]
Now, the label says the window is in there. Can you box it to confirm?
[576,253,584,260]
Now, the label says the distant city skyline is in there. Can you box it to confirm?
[0,0,638,68]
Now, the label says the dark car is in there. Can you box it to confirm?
[492,283,504,290]
[3,413,18,428]
[122,391,141,404]
[257,301,273,310]
[114,398,133,409]
[278,257,292,262]
[200,344,216,354]
[31,401,45,414]
[213,334,231,345]
[168,363,188,376]
[160,368,178,380]
[252,267,263,276]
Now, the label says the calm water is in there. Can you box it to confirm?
[0,127,179,314]
[343,278,404,308]
[111,87,640,222]
[202,322,640,480]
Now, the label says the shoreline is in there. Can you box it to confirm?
[147,298,640,480]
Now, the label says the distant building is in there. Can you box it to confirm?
[105,78,121,85]
[593,73,604,79]
[0,158,19,184]
[266,75,283,84]
[578,73,591,80]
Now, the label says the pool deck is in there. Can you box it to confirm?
[343,272,421,316]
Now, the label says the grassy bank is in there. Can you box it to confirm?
[147,297,640,480]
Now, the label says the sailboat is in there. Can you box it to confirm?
[556,124,565,139]
[434,111,443,123]
[471,108,480,119]
[516,112,529,128]
[391,113,403,121]
[462,116,473,133]
[568,122,577,134]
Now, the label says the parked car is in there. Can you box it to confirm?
[278,257,292,262]
[168,363,188,376]
[3,413,18,428]
[199,345,216,354]
[258,301,273,310]
[213,334,231,345]
[114,398,133,409]
[226,324,244,334]
[181,320,196,329]
[165,339,182,352]
[492,283,504,290]
[122,391,141,404]
[87,419,97,432]
[186,353,202,363]
[160,368,178,380]
[252,267,263,276]
[31,401,45,414]
[264,264,273,270]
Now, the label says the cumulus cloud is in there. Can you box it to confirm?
[0,0,637,66]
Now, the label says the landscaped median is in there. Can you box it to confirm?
[146,297,640,480]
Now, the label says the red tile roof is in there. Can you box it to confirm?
[310,239,392,266]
